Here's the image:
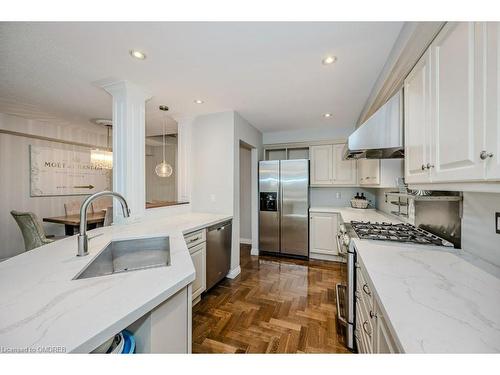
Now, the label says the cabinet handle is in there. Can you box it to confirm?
[362,321,372,336]
[188,237,201,243]
[421,164,426,171]
[426,163,434,169]
[369,310,377,319]
[480,151,494,160]
[362,284,371,296]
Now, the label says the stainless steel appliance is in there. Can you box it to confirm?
[336,220,454,351]
[258,159,309,258]
[206,220,232,290]
[344,90,403,159]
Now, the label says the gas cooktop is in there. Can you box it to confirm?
[350,221,454,247]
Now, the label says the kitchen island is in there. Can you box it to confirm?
[0,212,232,353]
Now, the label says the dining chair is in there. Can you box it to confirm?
[10,210,54,251]
[64,200,81,216]
[103,206,113,227]
[91,197,112,213]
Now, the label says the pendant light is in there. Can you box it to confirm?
[155,106,173,178]
[91,120,113,169]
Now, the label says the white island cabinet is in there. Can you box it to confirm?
[0,212,232,354]
[184,229,207,304]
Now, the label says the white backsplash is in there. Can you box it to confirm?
[310,187,377,208]
[376,188,500,276]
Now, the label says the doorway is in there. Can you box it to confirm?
[239,143,252,246]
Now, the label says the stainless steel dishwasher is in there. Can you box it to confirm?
[206,220,232,290]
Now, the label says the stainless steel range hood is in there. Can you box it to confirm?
[344,90,404,159]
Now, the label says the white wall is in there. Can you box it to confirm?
[239,145,252,242]
[263,125,353,144]
[189,111,262,277]
[190,112,235,214]
[0,113,108,259]
[233,112,263,268]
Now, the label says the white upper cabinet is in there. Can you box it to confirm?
[485,22,500,180]
[404,22,500,187]
[332,144,357,185]
[430,22,485,182]
[404,48,432,184]
[358,159,380,185]
[310,144,357,186]
[310,145,333,185]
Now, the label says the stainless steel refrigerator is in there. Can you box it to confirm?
[258,159,309,258]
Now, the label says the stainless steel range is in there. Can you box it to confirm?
[336,220,454,351]
[350,221,455,247]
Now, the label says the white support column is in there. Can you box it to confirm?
[174,116,195,203]
[101,80,151,223]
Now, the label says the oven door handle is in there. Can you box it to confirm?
[335,283,348,326]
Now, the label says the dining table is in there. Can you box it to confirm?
[43,212,106,235]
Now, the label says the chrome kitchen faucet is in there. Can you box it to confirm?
[77,191,130,257]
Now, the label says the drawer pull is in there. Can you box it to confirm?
[189,237,200,243]
[369,310,377,319]
[362,284,371,296]
[362,321,372,336]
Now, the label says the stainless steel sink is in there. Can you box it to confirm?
[73,236,171,280]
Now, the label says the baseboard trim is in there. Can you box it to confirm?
[240,238,252,245]
[226,265,241,279]
[250,248,259,256]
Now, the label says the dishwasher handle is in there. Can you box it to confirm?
[208,220,232,232]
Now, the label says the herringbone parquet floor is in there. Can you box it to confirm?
[192,245,350,353]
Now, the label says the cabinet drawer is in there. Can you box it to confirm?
[356,265,374,311]
[184,229,206,249]
[355,302,373,353]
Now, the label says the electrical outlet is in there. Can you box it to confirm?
[496,212,500,234]
[336,192,341,199]
[210,194,216,203]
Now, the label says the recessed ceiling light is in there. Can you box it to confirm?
[322,56,337,65]
[324,113,333,118]
[194,99,204,104]
[130,50,146,60]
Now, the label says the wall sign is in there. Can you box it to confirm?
[30,145,111,197]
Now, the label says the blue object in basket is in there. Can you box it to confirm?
[121,330,136,354]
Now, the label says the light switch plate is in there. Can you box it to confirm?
[496,212,500,234]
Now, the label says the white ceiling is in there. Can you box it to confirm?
[0,22,403,134]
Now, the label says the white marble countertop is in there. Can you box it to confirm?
[309,206,402,224]
[0,212,232,353]
[312,205,500,352]
[354,239,500,353]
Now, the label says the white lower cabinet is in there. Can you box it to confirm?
[374,299,399,353]
[184,229,207,304]
[309,212,339,260]
[189,243,206,301]
[356,261,401,353]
